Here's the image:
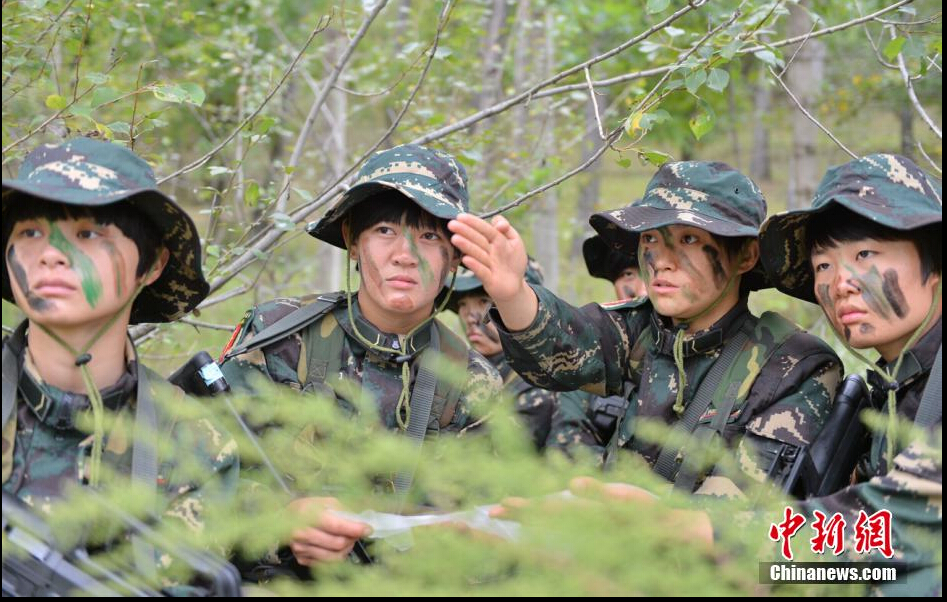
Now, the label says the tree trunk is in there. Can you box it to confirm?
[570,59,603,300]
[899,104,915,160]
[750,63,772,182]
[727,63,743,172]
[532,10,559,294]
[511,0,531,152]
[785,2,825,210]
[319,29,347,292]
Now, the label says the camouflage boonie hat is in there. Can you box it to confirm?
[308,144,469,249]
[2,137,208,324]
[440,257,544,313]
[582,234,638,281]
[589,161,769,290]
[760,153,942,303]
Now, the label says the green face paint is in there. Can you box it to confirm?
[404,230,434,286]
[48,221,103,308]
[658,227,675,249]
[844,263,894,320]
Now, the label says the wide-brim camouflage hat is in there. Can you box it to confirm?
[308,144,470,249]
[439,258,544,313]
[590,161,770,290]
[2,137,208,324]
[582,235,638,281]
[760,153,943,304]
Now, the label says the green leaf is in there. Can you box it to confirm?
[83,72,109,85]
[901,37,926,59]
[284,166,296,175]
[152,84,188,103]
[685,69,707,95]
[205,244,220,258]
[70,103,94,120]
[107,121,131,135]
[94,121,113,140]
[91,86,122,108]
[179,82,206,106]
[689,99,716,141]
[45,94,68,111]
[245,182,260,206]
[883,37,906,61]
[639,150,673,166]
[753,49,782,68]
[720,39,742,60]
[706,68,730,92]
[646,0,670,14]
[251,116,276,135]
[292,187,315,202]
[616,157,632,169]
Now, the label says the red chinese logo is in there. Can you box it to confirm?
[853,509,894,558]
[769,507,807,560]
[810,511,846,557]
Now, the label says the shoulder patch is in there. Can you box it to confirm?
[598,296,650,312]
[219,309,253,363]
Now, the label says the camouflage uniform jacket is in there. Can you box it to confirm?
[1,332,239,534]
[795,318,942,595]
[545,388,610,460]
[488,352,556,450]
[494,285,841,495]
[221,294,501,434]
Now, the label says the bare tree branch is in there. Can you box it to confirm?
[770,66,858,159]
[155,13,332,184]
[408,1,702,146]
[916,141,942,174]
[206,0,452,294]
[482,7,740,219]
[1,0,77,90]
[529,0,914,101]
[584,67,605,140]
[272,0,390,213]
[889,26,942,139]
[180,318,236,331]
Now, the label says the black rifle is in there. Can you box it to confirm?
[782,374,871,497]
[170,351,373,568]
[2,491,241,597]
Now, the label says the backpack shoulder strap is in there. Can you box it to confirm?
[223,292,346,361]
[433,319,468,429]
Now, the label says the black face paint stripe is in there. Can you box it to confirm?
[8,246,51,311]
[881,269,909,319]
[702,244,727,287]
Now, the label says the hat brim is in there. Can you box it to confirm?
[760,197,943,304]
[308,180,464,249]
[2,183,208,324]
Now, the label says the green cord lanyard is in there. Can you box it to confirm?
[34,271,152,488]
[343,257,458,430]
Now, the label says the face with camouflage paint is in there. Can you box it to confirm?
[5,216,166,329]
[638,225,756,332]
[456,292,503,356]
[612,267,647,301]
[811,238,942,362]
[347,217,459,333]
